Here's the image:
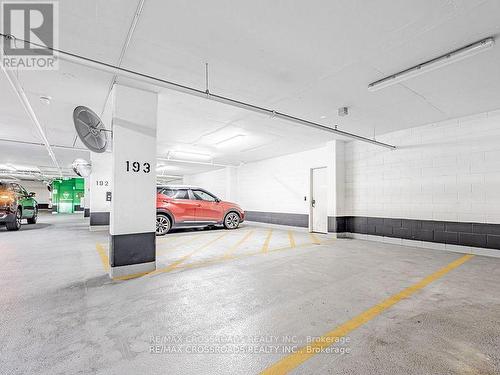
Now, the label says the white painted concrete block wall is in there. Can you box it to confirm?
[184,146,340,215]
[326,141,345,217]
[225,166,238,202]
[344,109,500,223]
[236,147,329,214]
[183,142,350,217]
[183,168,227,200]
[21,181,50,204]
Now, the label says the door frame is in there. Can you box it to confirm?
[309,166,328,234]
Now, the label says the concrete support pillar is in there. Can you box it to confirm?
[89,152,112,229]
[109,85,158,278]
[83,177,90,217]
[326,140,345,233]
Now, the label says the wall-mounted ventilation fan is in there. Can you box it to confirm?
[72,158,92,177]
[73,106,109,153]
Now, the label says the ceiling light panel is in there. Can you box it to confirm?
[215,134,246,147]
[196,126,247,146]
[171,150,213,160]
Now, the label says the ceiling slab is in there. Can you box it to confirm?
[1,0,500,176]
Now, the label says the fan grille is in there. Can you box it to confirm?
[73,106,108,153]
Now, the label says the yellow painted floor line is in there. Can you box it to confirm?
[173,238,339,273]
[288,231,296,248]
[156,235,183,247]
[151,232,228,275]
[224,230,255,259]
[261,229,273,253]
[95,243,110,272]
[157,229,252,243]
[156,234,189,242]
[309,233,321,245]
[156,234,201,255]
[111,236,338,281]
[260,254,474,375]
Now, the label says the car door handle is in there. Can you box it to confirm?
[311,199,316,208]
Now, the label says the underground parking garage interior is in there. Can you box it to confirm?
[1,1,500,375]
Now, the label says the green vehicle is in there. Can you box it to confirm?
[0,181,38,231]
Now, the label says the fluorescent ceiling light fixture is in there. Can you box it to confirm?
[9,164,40,172]
[156,165,180,172]
[156,174,182,179]
[0,174,20,181]
[0,164,17,171]
[171,150,212,160]
[241,143,273,153]
[158,157,234,167]
[215,134,246,147]
[368,37,495,92]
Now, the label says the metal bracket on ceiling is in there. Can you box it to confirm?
[205,62,210,98]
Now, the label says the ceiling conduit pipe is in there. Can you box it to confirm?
[0,137,90,152]
[0,33,396,150]
[0,53,62,175]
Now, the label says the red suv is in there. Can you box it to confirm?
[156,185,245,235]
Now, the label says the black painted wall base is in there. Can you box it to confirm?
[90,211,110,226]
[243,210,500,250]
[245,211,309,227]
[110,232,156,267]
[245,210,340,232]
[328,216,346,233]
[338,216,500,250]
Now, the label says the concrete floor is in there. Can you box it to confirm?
[0,212,499,375]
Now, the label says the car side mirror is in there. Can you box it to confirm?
[215,198,221,203]
[29,192,36,197]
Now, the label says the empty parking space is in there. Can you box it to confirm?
[96,225,337,279]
